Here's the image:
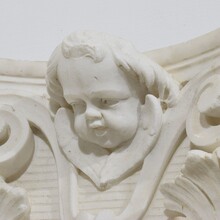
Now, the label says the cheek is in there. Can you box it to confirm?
[103,101,140,133]
[73,115,87,135]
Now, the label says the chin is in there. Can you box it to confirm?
[96,139,119,149]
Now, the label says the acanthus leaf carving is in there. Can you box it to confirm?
[0,101,36,220]
[161,69,220,220]
[10,97,76,220]
[161,149,220,220]
[1,29,220,220]
[0,177,30,220]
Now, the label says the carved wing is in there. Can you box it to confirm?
[0,29,220,220]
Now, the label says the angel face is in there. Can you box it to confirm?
[57,52,142,149]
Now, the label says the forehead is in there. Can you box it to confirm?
[57,53,132,101]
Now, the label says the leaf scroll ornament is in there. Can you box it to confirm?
[161,150,220,220]
[0,177,30,220]
[0,104,34,220]
[161,73,220,220]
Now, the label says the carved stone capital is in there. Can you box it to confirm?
[0,29,220,220]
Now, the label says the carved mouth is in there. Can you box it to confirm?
[88,122,107,136]
[93,127,107,137]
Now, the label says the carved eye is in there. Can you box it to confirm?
[71,100,86,113]
[100,98,119,107]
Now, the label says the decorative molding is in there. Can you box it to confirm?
[186,74,220,152]
[0,177,30,220]
[161,149,220,220]
[0,100,35,220]
[0,29,220,219]
[161,69,220,220]
[0,104,35,182]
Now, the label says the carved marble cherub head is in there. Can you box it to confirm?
[46,31,179,188]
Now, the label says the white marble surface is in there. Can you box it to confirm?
[0,29,220,220]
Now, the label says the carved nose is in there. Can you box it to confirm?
[85,108,102,121]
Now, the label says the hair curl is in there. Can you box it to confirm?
[46,31,179,109]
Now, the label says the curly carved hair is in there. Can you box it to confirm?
[46,31,179,109]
